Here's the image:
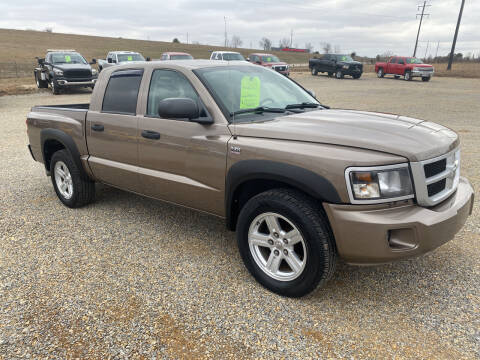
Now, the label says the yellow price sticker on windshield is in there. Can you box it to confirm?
[65,55,71,62]
[240,76,261,109]
[127,56,133,61]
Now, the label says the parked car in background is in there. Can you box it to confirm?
[98,51,146,71]
[309,54,363,79]
[210,51,245,61]
[26,60,473,297]
[160,52,193,60]
[375,56,434,81]
[247,53,290,76]
[34,49,98,94]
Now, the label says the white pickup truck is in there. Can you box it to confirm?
[97,51,146,72]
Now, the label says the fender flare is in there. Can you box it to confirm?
[225,160,342,229]
[40,128,89,179]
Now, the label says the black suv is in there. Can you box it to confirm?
[309,54,363,79]
[34,50,98,94]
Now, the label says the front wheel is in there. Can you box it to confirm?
[50,80,60,95]
[404,71,412,81]
[236,188,337,297]
[335,70,343,79]
[422,77,431,82]
[353,74,361,79]
[327,72,333,77]
[50,149,95,208]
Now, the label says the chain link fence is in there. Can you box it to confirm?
[0,62,36,79]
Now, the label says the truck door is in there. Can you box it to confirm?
[387,57,396,74]
[397,57,406,75]
[137,68,230,216]
[86,69,143,192]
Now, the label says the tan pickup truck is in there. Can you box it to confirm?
[26,60,474,297]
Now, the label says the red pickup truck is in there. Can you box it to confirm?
[375,56,434,81]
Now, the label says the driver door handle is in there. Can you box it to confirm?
[91,124,104,132]
[141,130,161,140]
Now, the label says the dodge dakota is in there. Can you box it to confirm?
[26,60,474,297]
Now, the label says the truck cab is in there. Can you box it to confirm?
[98,51,145,71]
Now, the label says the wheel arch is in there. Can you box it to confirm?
[225,160,341,230]
[40,128,89,179]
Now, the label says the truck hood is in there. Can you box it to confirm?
[53,63,92,71]
[232,109,458,162]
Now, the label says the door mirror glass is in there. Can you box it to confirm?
[107,58,112,63]
[37,58,45,65]
[158,98,200,120]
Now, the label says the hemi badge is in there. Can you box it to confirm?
[230,145,241,154]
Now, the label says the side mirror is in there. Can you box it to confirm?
[37,58,45,66]
[112,59,117,64]
[158,98,200,120]
[90,58,97,64]
[107,58,112,63]
[146,57,151,61]
[246,57,250,61]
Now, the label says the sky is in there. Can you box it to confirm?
[1,0,478,57]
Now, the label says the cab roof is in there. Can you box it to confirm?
[114,59,255,71]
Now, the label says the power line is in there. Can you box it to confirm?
[447,0,466,70]
[413,1,431,57]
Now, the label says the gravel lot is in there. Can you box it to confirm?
[1,74,479,359]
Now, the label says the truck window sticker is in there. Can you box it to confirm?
[65,55,71,63]
[240,76,261,109]
[127,55,133,61]
[341,56,347,61]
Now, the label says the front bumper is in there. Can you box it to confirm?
[323,177,474,264]
[56,78,97,87]
[411,70,434,77]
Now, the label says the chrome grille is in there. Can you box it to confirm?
[411,149,460,206]
[272,66,286,72]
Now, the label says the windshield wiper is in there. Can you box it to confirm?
[285,102,321,109]
[231,107,286,116]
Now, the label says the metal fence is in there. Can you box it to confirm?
[0,62,35,79]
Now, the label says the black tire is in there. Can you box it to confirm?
[50,149,95,208]
[236,188,337,297]
[335,70,344,79]
[353,74,361,79]
[404,71,412,81]
[327,72,333,77]
[35,72,48,88]
[377,68,384,78]
[311,67,318,76]
[422,77,430,82]
[50,80,60,95]
[394,75,400,79]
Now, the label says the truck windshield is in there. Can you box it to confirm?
[223,53,245,61]
[336,55,353,62]
[261,55,281,63]
[51,53,87,65]
[117,53,145,62]
[194,65,319,122]
[170,54,194,60]
[406,57,423,64]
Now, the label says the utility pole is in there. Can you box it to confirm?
[435,41,440,59]
[413,1,430,57]
[290,29,293,48]
[447,0,465,70]
[424,40,430,59]
[224,16,227,47]
[186,32,189,45]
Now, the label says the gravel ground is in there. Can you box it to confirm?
[0,75,479,359]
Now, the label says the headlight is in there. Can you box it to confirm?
[345,164,414,204]
[342,65,349,69]
[91,68,98,75]
[53,68,63,76]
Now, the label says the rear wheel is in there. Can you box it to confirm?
[311,67,318,76]
[353,74,361,79]
[404,71,412,81]
[236,188,337,297]
[394,75,400,79]
[50,149,95,208]
[377,68,384,78]
[335,70,344,79]
[35,72,48,88]
[422,77,431,82]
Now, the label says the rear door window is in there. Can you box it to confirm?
[102,69,143,115]
[398,58,405,65]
